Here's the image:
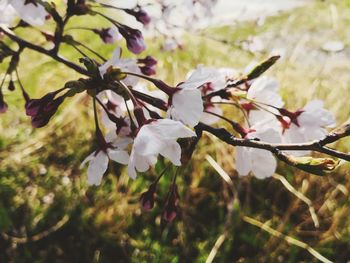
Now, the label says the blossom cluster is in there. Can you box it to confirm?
[0,0,344,222]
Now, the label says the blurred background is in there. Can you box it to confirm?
[1,0,350,262]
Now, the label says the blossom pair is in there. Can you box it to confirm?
[81,119,195,185]
[236,76,335,179]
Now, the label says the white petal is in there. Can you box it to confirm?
[0,2,17,27]
[80,151,96,169]
[170,89,203,127]
[180,65,220,90]
[249,125,282,144]
[235,147,252,176]
[107,149,129,165]
[298,100,336,128]
[87,151,109,186]
[127,150,157,179]
[251,149,276,179]
[249,110,278,127]
[247,76,284,108]
[146,119,196,139]
[10,0,48,26]
[200,105,222,125]
[159,141,182,166]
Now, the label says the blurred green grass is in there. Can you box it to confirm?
[1,0,350,262]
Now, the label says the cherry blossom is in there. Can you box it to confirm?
[236,122,281,179]
[245,76,284,125]
[128,119,196,179]
[80,134,131,186]
[168,66,219,127]
[117,25,146,54]
[282,100,335,155]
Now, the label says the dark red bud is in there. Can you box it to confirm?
[138,56,157,67]
[139,66,156,76]
[140,183,156,211]
[163,184,179,223]
[118,25,146,54]
[124,8,151,25]
[0,91,8,114]
[8,80,15,91]
[25,92,56,117]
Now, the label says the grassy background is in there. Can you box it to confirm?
[1,0,350,262]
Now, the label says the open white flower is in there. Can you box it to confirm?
[80,135,131,186]
[283,100,335,156]
[128,119,196,179]
[236,123,281,179]
[247,76,284,125]
[99,47,141,86]
[168,66,219,127]
[10,0,48,27]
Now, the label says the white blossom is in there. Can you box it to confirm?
[283,100,335,156]
[80,135,131,186]
[128,119,196,179]
[168,66,219,127]
[236,122,281,179]
[247,76,284,125]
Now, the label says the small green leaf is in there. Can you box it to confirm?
[246,55,280,80]
[287,156,340,176]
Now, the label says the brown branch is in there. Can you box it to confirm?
[196,122,350,164]
[0,27,91,76]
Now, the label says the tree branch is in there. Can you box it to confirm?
[0,27,91,76]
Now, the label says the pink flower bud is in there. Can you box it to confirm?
[0,91,8,114]
[138,56,157,75]
[163,184,179,223]
[124,7,151,26]
[8,80,15,91]
[117,25,146,54]
[30,97,64,128]
[139,66,156,76]
[25,92,56,117]
[140,183,156,211]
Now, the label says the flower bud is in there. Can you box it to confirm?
[93,27,121,44]
[139,66,156,76]
[117,25,146,54]
[30,96,64,128]
[138,56,157,67]
[25,92,56,117]
[8,80,15,91]
[124,7,151,25]
[0,91,8,114]
[138,56,157,76]
[140,183,157,211]
[286,155,340,176]
[163,184,179,223]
